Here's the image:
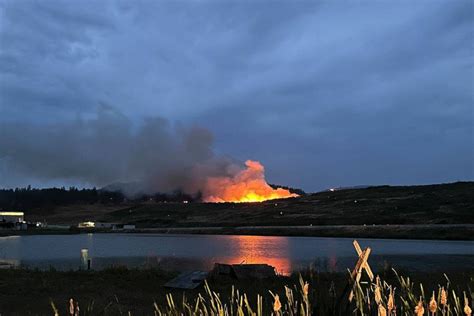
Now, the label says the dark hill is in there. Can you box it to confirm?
[99,181,473,227]
[2,181,471,239]
[10,181,471,229]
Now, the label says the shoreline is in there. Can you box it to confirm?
[129,224,474,240]
[1,224,473,240]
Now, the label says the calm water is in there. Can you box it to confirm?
[0,233,473,274]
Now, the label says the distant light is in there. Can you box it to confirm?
[78,221,95,228]
[0,212,24,216]
[329,188,335,192]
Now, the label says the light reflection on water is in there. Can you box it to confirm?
[222,235,292,274]
[0,233,473,274]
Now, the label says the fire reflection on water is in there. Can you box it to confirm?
[215,235,292,275]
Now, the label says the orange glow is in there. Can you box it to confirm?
[203,160,298,203]
[219,235,292,275]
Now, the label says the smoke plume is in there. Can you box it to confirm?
[0,106,223,195]
[0,106,298,202]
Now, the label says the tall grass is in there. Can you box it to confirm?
[151,276,311,316]
[52,268,472,315]
[47,240,473,316]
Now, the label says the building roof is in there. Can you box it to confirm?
[0,212,24,216]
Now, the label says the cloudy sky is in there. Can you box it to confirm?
[0,0,473,192]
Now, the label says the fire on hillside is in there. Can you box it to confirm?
[202,160,299,203]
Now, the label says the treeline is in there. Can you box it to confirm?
[0,186,198,210]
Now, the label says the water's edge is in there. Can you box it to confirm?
[1,233,473,273]
[1,224,474,240]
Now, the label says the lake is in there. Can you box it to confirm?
[0,233,473,274]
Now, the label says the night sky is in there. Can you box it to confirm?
[0,0,473,192]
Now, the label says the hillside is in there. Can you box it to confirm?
[22,181,473,227]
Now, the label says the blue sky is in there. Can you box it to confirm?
[0,0,473,192]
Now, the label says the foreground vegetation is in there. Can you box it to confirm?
[0,267,472,315]
[150,272,473,316]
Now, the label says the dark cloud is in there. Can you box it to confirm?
[0,0,472,191]
[0,105,239,196]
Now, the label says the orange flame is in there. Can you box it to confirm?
[203,160,298,203]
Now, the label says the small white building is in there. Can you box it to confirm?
[0,211,24,223]
[78,221,95,228]
[112,224,136,230]
[0,212,27,230]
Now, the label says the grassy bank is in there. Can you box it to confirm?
[0,267,472,315]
